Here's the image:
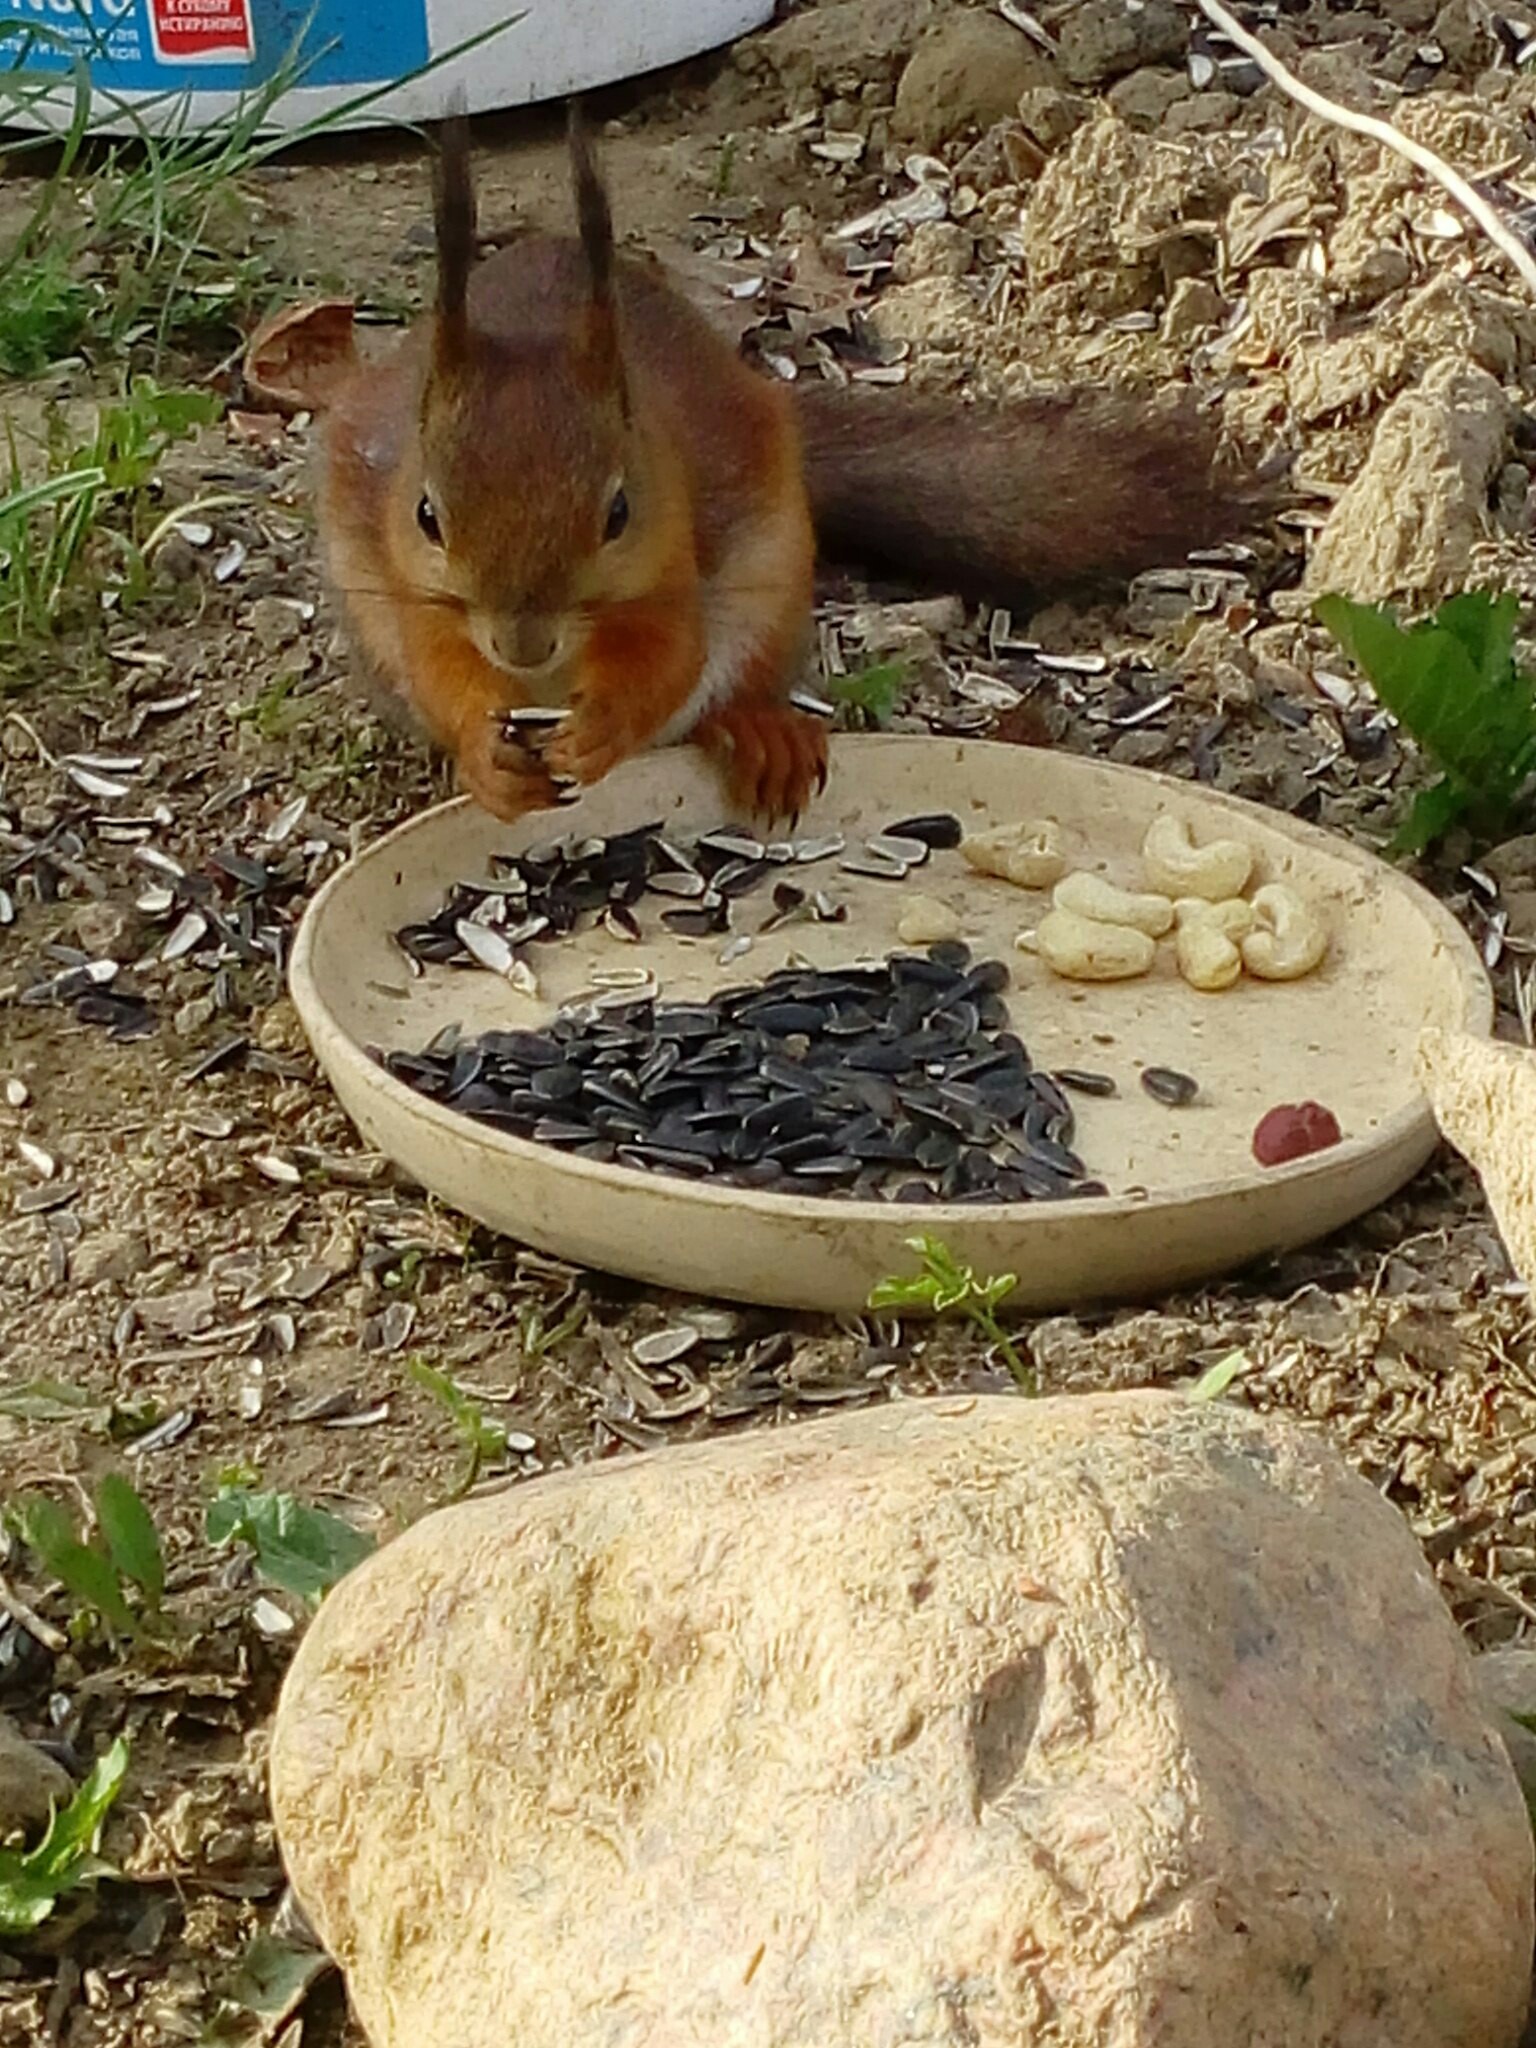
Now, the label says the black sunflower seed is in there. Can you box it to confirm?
[1057,1069,1117,1098]
[887,813,963,850]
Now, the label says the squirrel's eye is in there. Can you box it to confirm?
[603,486,629,544]
[417,494,443,545]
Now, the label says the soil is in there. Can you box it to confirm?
[5,1,1536,2040]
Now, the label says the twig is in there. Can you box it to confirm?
[1192,0,1536,299]
[1,710,58,769]
[0,1570,68,1654]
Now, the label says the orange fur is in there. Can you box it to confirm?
[315,114,1252,827]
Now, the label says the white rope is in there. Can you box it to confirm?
[1192,0,1536,298]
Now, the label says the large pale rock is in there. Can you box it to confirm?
[1475,1647,1536,1803]
[1417,1025,1536,1286]
[271,1392,1532,2048]
[1304,357,1510,602]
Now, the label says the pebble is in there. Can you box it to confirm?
[69,1230,152,1287]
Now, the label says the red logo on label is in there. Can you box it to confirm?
[148,0,255,65]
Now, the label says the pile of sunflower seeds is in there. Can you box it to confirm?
[392,812,964,976]
[378,943,1111,1204]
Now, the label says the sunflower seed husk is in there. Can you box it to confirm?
[649,870,709,899]
[632,1326,702,1366]
[1141,1066,1199,1107]
[840,849,909,881]
[17,1138,55,1179]
[162,910,209,962]
[66,764,134,801]
[792,833,846,863]
[867,833,930,867]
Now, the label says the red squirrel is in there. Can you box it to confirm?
[318,108,1255,826]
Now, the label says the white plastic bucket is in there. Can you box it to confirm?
[1,0,775,134]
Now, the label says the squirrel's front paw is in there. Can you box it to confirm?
[541,711,633,789]
[692,701,829,825]
[455,717,563,822]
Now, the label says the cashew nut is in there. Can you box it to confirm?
[896,893,962,946]
[1173,896,1255,939]
[961,818,1066,889]
[1054,871,1174,937]
[1176,919,1242,992]
[1033,908,1156,982]
[1241,883,1327,981]
[1142,813,1253,902]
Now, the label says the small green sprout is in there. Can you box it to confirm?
[868,1234,1034,1390]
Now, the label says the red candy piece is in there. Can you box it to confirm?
[1252,1101,1343,1167]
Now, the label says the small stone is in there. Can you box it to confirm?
[271,1393,1533,2048]
[69,1230,151,1288]
[135,1283,217,1336]
[71,900,130,958]
[1016,84,1091,151]
[1178,621,1257,707]
[894,12,1058,145]
[249,595,305,653]
[256,997,307,1056]
[892,220,975,283]
[1161,275,1226,344]
[1161,89,1238,136]
[175,996,218,1038]
[1056,0,1187,86]
[0,1715,72,1833]
[1106,64,1187,129]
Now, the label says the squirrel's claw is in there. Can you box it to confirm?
[693,700,829,827]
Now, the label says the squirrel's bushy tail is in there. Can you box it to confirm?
[792,382,1263,603]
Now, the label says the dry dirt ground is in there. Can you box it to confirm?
[7,0,1536,2039]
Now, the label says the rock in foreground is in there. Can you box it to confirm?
[1418,1024,1536,1288]
[270,1392,1532,2048]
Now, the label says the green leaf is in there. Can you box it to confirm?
[825,659,907,726]
[19,1495,137,1639]
[0,1735,129,1935]
[1188,1350,1250,1403]
[94,1474,165,1608]
[0,1379,99,1424]
[867,1273,940,1313]
[1314,590,1536,831]
[220,1928,333,2019]
[1509,1709,1536,1735]
[205,1487,374,1603]
[973,1272,1019,1316]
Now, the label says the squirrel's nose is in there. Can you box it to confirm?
[496,615,565,674]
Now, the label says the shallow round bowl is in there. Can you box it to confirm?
[288,736,1490,1314]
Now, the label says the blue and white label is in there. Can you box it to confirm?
[1,0,431,92]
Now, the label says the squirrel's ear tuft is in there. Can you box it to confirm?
[567,99,629,416]
[433,91,476,367]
